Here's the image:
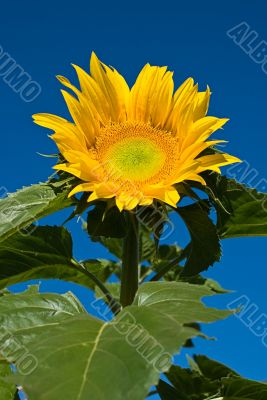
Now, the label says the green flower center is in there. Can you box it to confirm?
[106,137,166,181]
[95,121,178,185]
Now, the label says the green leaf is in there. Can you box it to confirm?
[157,379,179,400]
[0,286,86,343]
[222,377,267,399]
[176,203,221,276]
[147,244,184,282]
[95,282,120,302]
[140,228,157,263]
[92,236,123,259]
[162,365,218,400]
[0,286,86,379]
[82,259,118,287]
[0,361,17,400]
[157,244,182,260]
[1,282,229,400]
[133,281,230,323]
[151,245,228,293]
[87,202,127,238]
[0,226,115,290]
[21,313,194,400]
[162,265,228,293]
[200,356,267,400]
[204,174,267,238]
[135,282,229,347]
[162,355,267,400]
[0,183,74,242]
[193,354,238,380]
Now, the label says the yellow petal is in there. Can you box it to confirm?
[101,62,130,121]
[115,197,124,212]
[114,192,141,211]
[54,152,104,181]
[68,183,95,197]
[144,185,180,208]
[193,86,211,121]
[184,173,207,186]
[87,182,118,203]
[139,197,153,207]
[167,82,198,137]
[72,63,111,124]
[90,53,127,121]
[179,140,226,161]
[33,113,69,130]
[33,113,88,153]
[150,71,174,127]
[197,153,242,173]
[128,64,172,125]
[61,90,96,146]
[53,163,93,181]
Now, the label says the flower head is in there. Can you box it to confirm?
[33,53,240,211]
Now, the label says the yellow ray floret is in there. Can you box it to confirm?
[33,52,241,211]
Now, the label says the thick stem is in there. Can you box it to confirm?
[120,212,139,307]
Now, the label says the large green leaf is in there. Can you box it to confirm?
[204,174,267,238]
[0,226,116,290]
[0,282,229,400]
[20,313,193,400]
[176,203,221,276]
[0,183,74,242]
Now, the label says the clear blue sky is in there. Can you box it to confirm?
[0,0,267,389]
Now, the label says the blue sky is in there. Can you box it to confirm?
[0,0,267,393]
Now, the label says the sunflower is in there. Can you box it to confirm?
[33,53,240,211]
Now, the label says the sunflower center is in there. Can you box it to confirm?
[95,122,177,184]
[106,137,165,181]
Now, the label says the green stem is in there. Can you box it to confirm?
[149,250,187,282]
[71,260,121,315]
[120,212,139,307]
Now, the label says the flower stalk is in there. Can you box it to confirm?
[120,212,139,307]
